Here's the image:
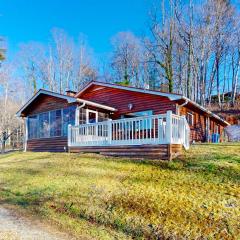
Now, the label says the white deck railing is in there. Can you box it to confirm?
[68,111,190,149]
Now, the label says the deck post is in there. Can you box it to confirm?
[24,117,28,152]
[108,119,112,144]
[206,116,210,142]
[181,116,185,145]
[75,107,79,126]
[68,124,72,147]
[166,111,172,144]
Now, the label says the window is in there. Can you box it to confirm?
[121,110,153,130]
[28,115,38,139]
[121,110,153,118]
[135,110,153,130]
[186,112,194,126]
[62,106,76,136]
[98,112,109,122]
[78,109,109,124]
[79,108,86,125]
[39,112,50,138]
[27,106,76,139]
[87,110,98,123]
[50,110,62,137]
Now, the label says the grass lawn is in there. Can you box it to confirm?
[0,144,239,239]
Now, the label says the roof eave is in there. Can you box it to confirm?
[75,81,183,101]
[16,89,77,117]
[182,97,230,126]
[76,98,117,112]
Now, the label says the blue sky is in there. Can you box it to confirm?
[0,0,152,60]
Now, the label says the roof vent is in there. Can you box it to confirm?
[65,89,77,97]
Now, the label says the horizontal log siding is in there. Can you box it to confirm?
[69,144,182,160]
[81,85,223,143]
[180,106,224,142]
[80,85,176,119]
[23,94,77,116]
[27,137,68,152]
[24,94,76,152]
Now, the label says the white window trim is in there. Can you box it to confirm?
[186,112,194,126]
[16,89,77,117]
[86,109,98,124]
[27,106,76,140]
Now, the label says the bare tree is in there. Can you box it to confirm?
[146,0,177,93]
[17,29,97,94]
[17,42,46,95]
[145,0,239,109]
[74,35,97,89]
[52,28,74,93]
[209,0,235,108]
[111,32,142,86]
[231,35,240,106]
[0,64,24,153]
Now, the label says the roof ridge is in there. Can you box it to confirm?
[80,80,183,96]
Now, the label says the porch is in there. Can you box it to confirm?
[68,111,190,160]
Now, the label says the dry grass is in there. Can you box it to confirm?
[0,143,239,239]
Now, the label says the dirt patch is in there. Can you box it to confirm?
[0,206,75,240]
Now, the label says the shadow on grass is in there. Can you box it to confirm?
[0,186,55,209]
[0,154,54,166]
[87,148,240,182]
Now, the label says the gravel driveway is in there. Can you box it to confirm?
[0,206,73,240]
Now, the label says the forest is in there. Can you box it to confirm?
[0,0,239,149]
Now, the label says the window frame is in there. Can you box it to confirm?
[50,109,62,137]
[27,106,76,140]
[121,110,153,130]
[28,114,39,139]
[86,109,98,124]
[186,112,194,126]
[38,112,50,138]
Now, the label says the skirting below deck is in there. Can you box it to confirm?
[27,137,68,152]
[69,144,182,160]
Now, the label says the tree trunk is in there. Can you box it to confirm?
[1,132,7,154]
[231,51,240,106]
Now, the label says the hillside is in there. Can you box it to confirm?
[0,145,239,239]
[209,102,240,125]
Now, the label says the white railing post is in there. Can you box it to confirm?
[181,116,185,145]
[166,111,173,144]
[69,113,185,147]
[75,107,79,126]
[68,124,72,147]
[108,119,112,144]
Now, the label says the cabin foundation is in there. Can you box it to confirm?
[68,144,182,160]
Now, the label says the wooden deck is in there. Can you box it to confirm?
[26,111,187,160]
[69,144,182,160]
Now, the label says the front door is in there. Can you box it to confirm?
[86,110,98,124]
[86,110,98,137]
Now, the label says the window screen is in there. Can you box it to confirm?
[28,115,38,139]
[50,110,62,137]
[62,106,76,136]
[39,112,50,138]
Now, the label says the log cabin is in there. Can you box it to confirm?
[16,81,229,160]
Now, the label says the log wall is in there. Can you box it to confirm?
[27,137,68,152]
[69,144,182,160]
[80,85,177,119]
[23,94,77,116]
